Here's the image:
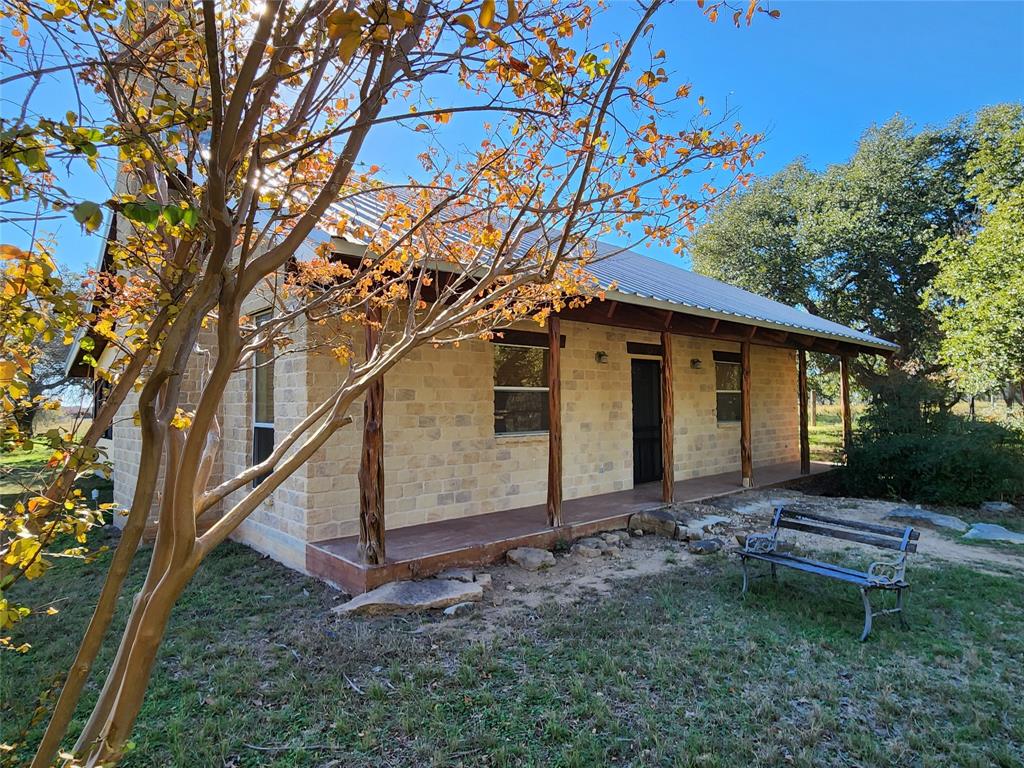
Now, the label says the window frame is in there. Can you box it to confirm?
[251,310,275,486]
[492,341,550,437]
[713,351,743,425]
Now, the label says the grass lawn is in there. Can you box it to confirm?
[0,437,113,510]
[808,407,849,463]
[2,533,1021,767]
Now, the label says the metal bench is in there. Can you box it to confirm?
[739,507,920,641]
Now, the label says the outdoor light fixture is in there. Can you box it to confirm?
[690,358,703,369]
[595,351,609,364]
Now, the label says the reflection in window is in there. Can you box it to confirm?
[493,344,549,434]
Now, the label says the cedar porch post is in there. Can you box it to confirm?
[660,330,675,503]
[839,353,853,453]
[358,308,385,564]
[546,316,562,527]
[798,349,810,475]
[740,340,753,487]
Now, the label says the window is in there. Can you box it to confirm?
[93,379,112,440]
[252,311,274,486]
[714,351,742,423]
[493,344,549,434]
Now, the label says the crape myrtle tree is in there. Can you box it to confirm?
[0,0,774,764]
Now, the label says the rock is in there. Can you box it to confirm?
[632,528,644,537]
[600,532,623,546]
[885,506,969,533]
[474,573,493,590]
[572,538,604,558]
[334,579,483,616]
[980,501,1018,515]
[443,601,477,617]
[436,567,475,583]
[963,523,1024,544]
[687,538,723,555]
[507,547,556,571]
[628,509,679,538]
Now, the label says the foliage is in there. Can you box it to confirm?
[691,113,978,391]
[927,104,1024,393]
[0,0,778,763]
[2,535,1022,766]
[843,374,1024,506]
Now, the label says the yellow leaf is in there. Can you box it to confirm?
[478,0,495,29]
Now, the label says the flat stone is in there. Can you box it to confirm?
[334,579,483,616]
[980,501,1018,515]
[963,523,1024,544]
[628,509,679,538]
[573,537,605,558]
[474,573,493,590]
[436,568,475,583]
[507,547,556,571]
[687,538,723,555]
[443,601,477,617]
[885,506,969,532]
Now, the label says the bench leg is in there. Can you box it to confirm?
[770,563,778,583]
[897,587,908,630]
[741,557,750,595]
[859,588,873,642]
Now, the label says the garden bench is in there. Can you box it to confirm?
[739,507,919,641]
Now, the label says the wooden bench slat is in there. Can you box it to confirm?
[741,552,871,586]
[777,519,918,553]
[779,508,919,540]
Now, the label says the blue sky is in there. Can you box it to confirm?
[4,0,1022,273]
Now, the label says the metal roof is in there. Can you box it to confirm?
[323,190,897,352]
[586,241,898,351]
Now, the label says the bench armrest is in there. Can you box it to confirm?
[743,533,777,554]
[867,556,906,586]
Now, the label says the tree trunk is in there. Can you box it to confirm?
[14,403,38,439]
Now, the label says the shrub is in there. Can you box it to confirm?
[842,375,1024,506]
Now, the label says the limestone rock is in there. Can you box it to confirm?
[334,579,483,616]
[980,501,1018,515]
[885,506,968,533]
[628,509,679,538]
[963,523,1024,544]
[443,601,477,617]
[475,573,493,590]
[687,538,723,555]
[507,547,556,571]
[572,538,604,558]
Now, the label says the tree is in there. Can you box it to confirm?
[0,0,774,764]
[927,104,1024,401]
[690,115,973,391]
[9,330,89,440]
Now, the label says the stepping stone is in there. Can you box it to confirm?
[334,579,483,616]
[980,501,1018,515]
[885,506,969,532]
[963,523,1024,544]
[687,538,723,555]
[628,509,679,538]
[507,547,556,571]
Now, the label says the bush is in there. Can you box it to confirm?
[842,376,1024,506]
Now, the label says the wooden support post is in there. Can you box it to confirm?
[798,349,810,475]
[546,316,562,527]
[660,331,674,503]
[358,309,385,565]
[840,354,853,453]
[811,388,817,426]
[740,340,753,488]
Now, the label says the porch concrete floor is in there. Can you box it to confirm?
[306,460,833,594]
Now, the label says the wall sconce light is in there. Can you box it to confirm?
[595,351,609,364]
[690,358,703,369]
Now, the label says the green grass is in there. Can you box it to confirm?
[1,439,113,510]
[2,536,1022,767]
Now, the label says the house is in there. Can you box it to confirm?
[69,218,897,595]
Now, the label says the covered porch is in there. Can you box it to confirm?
[307,460,833,594]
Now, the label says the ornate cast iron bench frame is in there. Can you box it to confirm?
[739,507,920,641]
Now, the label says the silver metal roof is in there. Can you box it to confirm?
[587,241,898,351]
[324,191,898,352]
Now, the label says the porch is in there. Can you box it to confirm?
[306,460,833,594]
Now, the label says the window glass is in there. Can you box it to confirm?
[252,311,275,484]
[493,344,549,434]
[715,360,742,423]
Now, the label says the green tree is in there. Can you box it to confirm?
[691,115,972,392]
[928,104,1024,399]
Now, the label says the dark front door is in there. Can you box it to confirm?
[631,359,663,485]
